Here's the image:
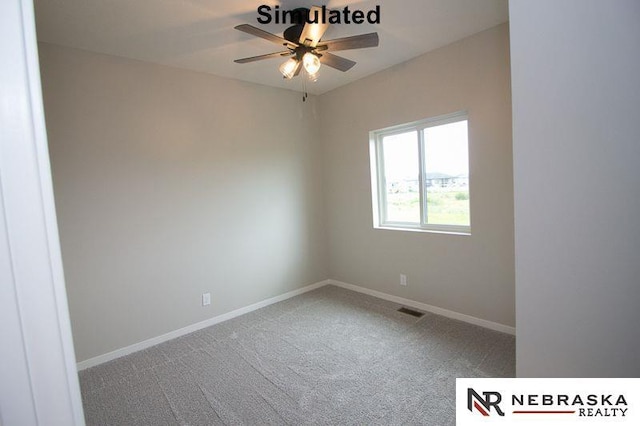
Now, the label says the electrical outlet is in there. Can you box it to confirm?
[400,274,407,286]
[202,293,211,306]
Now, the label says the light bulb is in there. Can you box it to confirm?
[302,52,321,75]
[279,58,298,79]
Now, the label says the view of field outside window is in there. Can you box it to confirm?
[423,120,469,226]
[381,120,469,226]
[382,131,420,222]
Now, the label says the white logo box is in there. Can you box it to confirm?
[456,378,640,425]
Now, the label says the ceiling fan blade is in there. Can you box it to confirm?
[320,52,356,72]
[235,24,298,48]
[234,51,291,64]
[317,32,379,52]
[298,6,329,47]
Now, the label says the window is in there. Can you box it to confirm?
[370,111,470,234]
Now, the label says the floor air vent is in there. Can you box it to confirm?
[397,307,425,317]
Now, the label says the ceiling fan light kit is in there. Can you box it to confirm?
[234,5,380,95]
[279,57,300,79]
[302,52,321,75]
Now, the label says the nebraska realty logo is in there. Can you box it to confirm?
[457,379,639,425]
[468,388,505,416]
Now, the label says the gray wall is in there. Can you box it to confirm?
[41,24,516,363]
[40,43,327,362]
[510,0,640,376]
[319,24,515,328]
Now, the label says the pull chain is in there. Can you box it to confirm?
[302,69,308,102]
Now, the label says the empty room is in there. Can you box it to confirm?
[1,0,638,425]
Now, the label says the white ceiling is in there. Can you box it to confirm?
[34,0,508,95]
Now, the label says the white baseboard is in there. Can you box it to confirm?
[77,280,330,370]
[78,278,514,370]
[328,279,516,335]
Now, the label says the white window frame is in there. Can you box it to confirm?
[369,111,471,235]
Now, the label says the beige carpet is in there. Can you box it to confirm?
[79,285,515,425]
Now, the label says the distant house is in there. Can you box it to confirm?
[425,173,469,188]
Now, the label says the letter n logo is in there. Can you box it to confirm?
[467,388,505,416]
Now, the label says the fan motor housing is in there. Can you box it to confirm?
[283,8,310,43]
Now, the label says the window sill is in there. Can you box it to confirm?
[374,225,471,236]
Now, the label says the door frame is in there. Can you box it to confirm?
[0,0,84,424]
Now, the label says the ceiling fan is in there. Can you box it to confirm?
[233,6,379,81]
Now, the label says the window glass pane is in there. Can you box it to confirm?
[382,131,420,223]
[423,120,470,226]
